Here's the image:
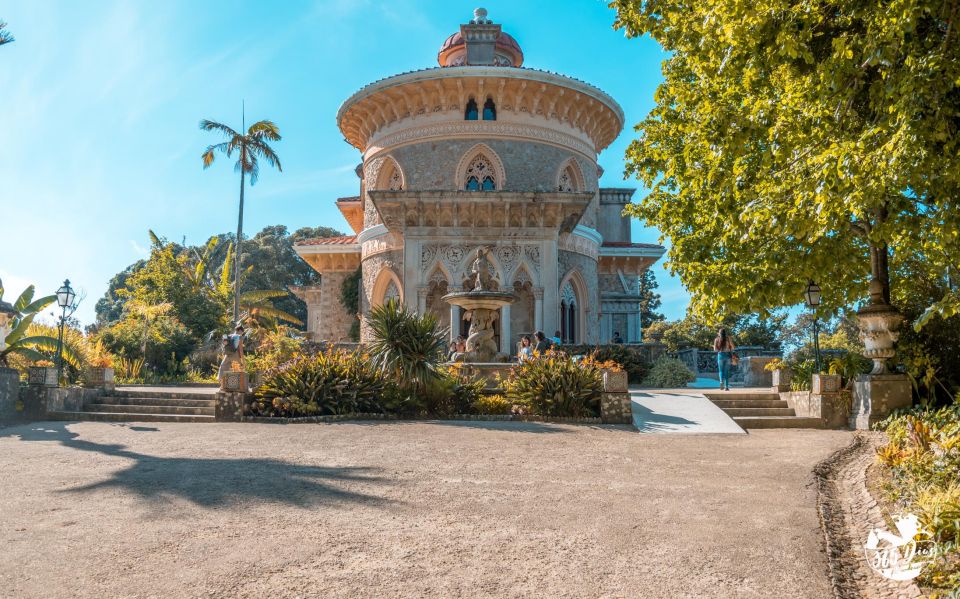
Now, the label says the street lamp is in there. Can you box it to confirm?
[804,280,822,373]
[54,279,76,385]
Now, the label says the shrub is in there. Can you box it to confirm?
[563,344,651,383]
[875,405,960,590]
[366,299,447,396]
[417,366,486,416]
[503,351,603,417]
[641,356,695,388]
[250,349,386,417]
[471,394,513,415]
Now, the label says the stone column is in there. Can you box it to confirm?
[417,287,428,314]
[500,304,511,355]
[541,242,560,336]
[533,289,544,333]
[450,305,461,342]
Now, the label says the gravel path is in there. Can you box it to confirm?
[0,421,852,598]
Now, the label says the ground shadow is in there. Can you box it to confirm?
[0,422,394,509]
[630,402,699,433]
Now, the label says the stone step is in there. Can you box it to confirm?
[47,411,215,423]
[709,399,790,409]
[721,407,797,417]
[733,416,822,429]
[112,389,216,400]
[96,396,216,408]
[85,403,215,416]
[703,392,781,402]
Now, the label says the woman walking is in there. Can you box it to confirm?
[713,328,736,391]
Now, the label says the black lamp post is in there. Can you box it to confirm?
[55,279,76,385]
[804,280,822,373]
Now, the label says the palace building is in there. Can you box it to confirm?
[294,8,664,351]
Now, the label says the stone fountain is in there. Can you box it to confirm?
[443,248,514,363]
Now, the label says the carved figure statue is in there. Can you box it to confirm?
[465,308,499,359]
[469,248,498,291]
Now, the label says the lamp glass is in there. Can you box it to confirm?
[804,282,822,307]
[56,280,75,308]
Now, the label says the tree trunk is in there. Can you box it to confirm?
[869,205,891,304]
[233,147,245,325]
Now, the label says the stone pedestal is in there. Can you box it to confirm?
[28,367,58,388]
[741,356,777,387]
[84,367,115,391]
[220,371,248,393]
[216,391,248,421]
[850,373,912,430]
[771,369,792,392]
[601,392,633,424]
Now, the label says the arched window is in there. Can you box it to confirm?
[464,154,497,191]
[465,98,479,120]
[560,281,578,343]
[557,159,584,192]
[482,98,497,121]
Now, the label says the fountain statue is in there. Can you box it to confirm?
[443,248,514,363]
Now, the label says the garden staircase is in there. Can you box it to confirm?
[704,390,821,429]
[48,388,216,423]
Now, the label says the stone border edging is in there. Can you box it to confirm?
[241,413,606,425]
[813,432,923,599]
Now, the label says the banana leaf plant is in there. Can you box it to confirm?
[0,284,81,367]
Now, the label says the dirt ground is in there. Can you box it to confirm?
[0,421,852,598]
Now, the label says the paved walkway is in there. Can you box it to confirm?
[630,389,746,434]
[0,420,852,598]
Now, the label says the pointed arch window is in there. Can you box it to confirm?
[464,154,497,191]
[482,98,497,121]
[465,98,479,120]
[560,281,578,343]
[557,160,584,192]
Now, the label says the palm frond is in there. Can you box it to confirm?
[13,285,35,312]
[0,21,14,47]
[3,347,46,363]
[248,120,281,142]
[240,289,289,303]
[148,229,165,248]
[247,306,303,326]
[20,295,55,315]
[199,119,239,139]
[4,313,37,347]
[249,139,282,173]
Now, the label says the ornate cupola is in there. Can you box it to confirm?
[437,8,524,67]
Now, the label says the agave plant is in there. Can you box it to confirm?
[0,283,78,367]
[366,299,448,396]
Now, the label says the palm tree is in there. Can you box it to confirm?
[0,21,14,47]
[200,115,282,325]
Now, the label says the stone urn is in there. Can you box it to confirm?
[28,366,58,387]
[857,279,904,374]
[602,369,628,393]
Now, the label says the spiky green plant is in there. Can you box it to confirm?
[503,350,603,417]
[366,299,448,397]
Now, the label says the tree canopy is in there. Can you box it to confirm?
[611,0,960,324]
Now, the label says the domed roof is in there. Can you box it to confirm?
[437,28,523,67]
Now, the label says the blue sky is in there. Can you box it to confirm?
[0,0,686,326]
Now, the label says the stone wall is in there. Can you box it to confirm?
[782,390,850,429]
[315,272,356,342]
[0,368,19,422]
[558,249,600,344]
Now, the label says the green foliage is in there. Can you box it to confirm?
[503,351,603,417]
[789,360,816,391]
[640,356,695,388]
[417,366,486,416]
[876,405,960,589]
[563,344,651,384]
[471,394,513,415]
[611,0,960,324]
[0,284,65,368]
[0,20,13,46]
[251,350,385,417]
[366,299,447,396]
[244,329,304,378]
[644,313,785,351]
[96,309,194,373]
[638,270,664,329]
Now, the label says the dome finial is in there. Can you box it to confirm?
[471,7,491,24]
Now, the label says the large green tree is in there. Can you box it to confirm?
[638,270,665,329]
[611,0,960,323]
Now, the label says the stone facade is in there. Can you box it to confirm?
[293,10,665,349]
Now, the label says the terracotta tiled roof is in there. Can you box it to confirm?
[336,196,360,204]
[295,235,357,246]
[601,241,664,249]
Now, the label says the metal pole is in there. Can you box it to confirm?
[813,314,822,373]
[55,305,66,385]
